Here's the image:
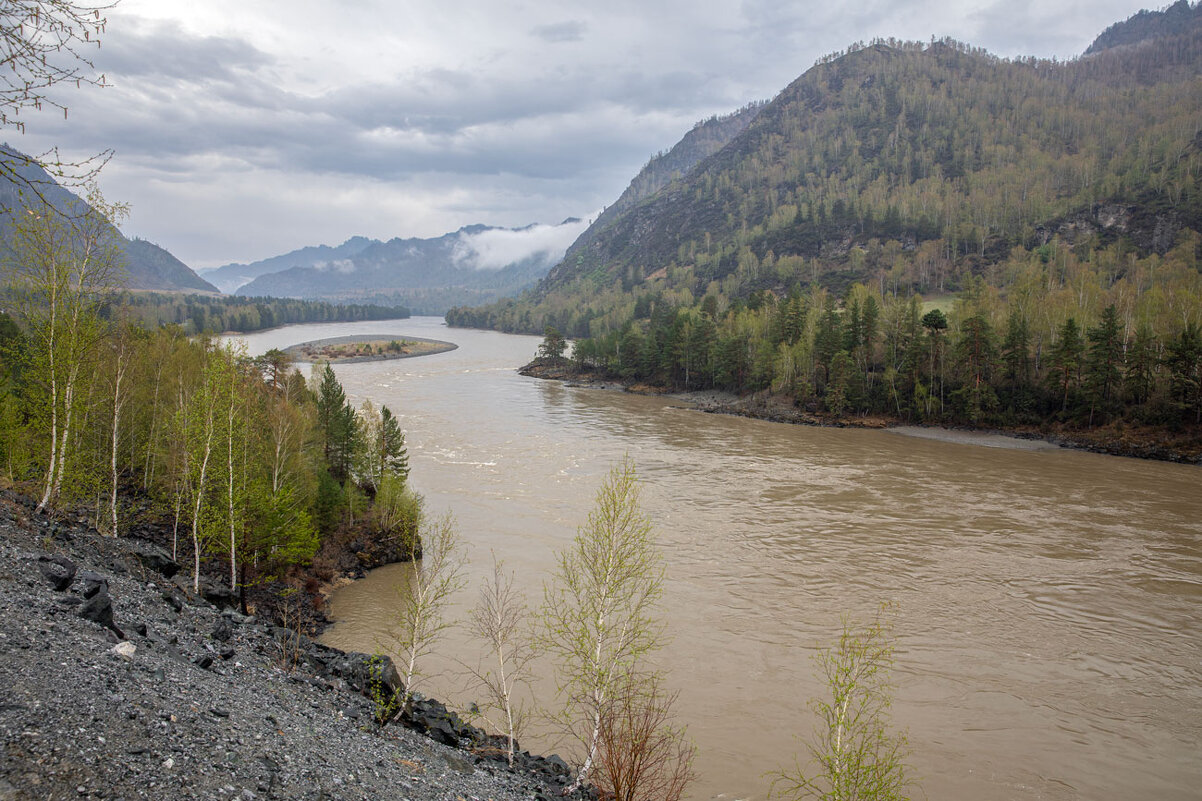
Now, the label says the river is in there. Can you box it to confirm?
[232,317,1202,801]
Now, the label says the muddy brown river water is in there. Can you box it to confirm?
[233,317,1202,801]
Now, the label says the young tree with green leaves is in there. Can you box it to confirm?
[773,607,911,801]
[538,325,568,363]
[355,399,409,492]
[542,458,689,794]
[6,188,127,511]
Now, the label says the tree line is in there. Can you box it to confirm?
[100,291,410,335]
[535,233,1202,433]
[0,192,418,604]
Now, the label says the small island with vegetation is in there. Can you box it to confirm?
[283,334,457,364]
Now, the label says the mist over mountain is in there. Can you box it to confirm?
[233,218,587,314]
[0,148,216,293]
[200,237,378,294]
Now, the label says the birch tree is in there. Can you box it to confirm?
[466,555,534,766]
[104,322,133,536]
[355,399,409,492]
[772,607,912,801]
[386,512,465,706]
[541,458,668,791]
[5,187,125,512]
[182,343,231,592]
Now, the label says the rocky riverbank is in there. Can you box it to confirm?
[519,361,1202,464]
[0,490,583,800]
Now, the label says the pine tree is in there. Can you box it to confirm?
[1085,305,1124,424]
[1046,318,1084,414]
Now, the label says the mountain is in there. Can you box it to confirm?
[449,15,1202,337]
[233,219,587,314]
[578,103,764,251]
[0,148,217,293]
[199,236,378,294]
[1085,0,1202,54]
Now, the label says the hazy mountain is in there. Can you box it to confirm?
[450,14,1202,336]
[200,236,379,294]
[0,147,216,293]
[234,218,587,314]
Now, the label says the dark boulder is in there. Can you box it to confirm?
[76,570,108,599]
[405,698,460,746]
[124,539,180,578]
[200,579,237,610]
[161,589,184,613]
[78,589,118,634]
[211,617,234,642]
[403,698,486,748]
[37,555,76,591]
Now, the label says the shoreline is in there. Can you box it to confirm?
[0,489,579,800]
[519,361,1202,464]
[282,334,458,364]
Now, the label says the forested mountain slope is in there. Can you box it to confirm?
[450,10,1202,444]
[1085,0,1202,54]
[571,103,764,256]
[451,16,1202,337]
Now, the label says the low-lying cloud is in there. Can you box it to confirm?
[454,219,590,270]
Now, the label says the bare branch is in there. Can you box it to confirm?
[0,2,116,199]
[464,554,535,766]
[383,512,466,707]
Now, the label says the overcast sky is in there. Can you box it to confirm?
[9,0,1157,269]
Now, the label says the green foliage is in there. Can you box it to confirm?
[315,364,359,483]
[541,458,676,789]
[314,470,347,536]
[537,325,569,363]
[773,608,911,801]
[355,400,409,492]
[372,474,422,558]
[368,653,402,727]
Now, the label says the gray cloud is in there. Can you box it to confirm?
[532,21,588,43]
[3,0,1159,269]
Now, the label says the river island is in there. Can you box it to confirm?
[283,334,458,364]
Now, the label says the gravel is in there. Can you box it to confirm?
[0,492,576,801]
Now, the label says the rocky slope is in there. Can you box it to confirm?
[0,491,579,800]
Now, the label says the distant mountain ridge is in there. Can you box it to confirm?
[232,219,587,315]
[0,147,216,293]
[200,236,379,294]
